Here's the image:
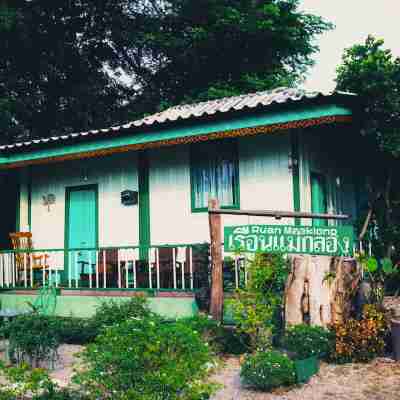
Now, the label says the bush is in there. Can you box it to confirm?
[90,296,151,330]
[330,304,389,363]
[75,315,216,400]
[281,324,335,360]
[229,253,289,350]
[175,314,249,354]
[50,297,151,346]
[53,317,98,345]
[1,314,60,367]
[0,362,87,400]
[240,350,296,391]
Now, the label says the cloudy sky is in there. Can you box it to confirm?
[299,1,400,92]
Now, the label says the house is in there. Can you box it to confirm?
[0,87,361,318]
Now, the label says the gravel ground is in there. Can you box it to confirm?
[50,344,84,387]
[0,343,84,388]
[2,343,400,399]
[210,356,400,400]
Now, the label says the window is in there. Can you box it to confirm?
[190,140,240,212]
[310,172,328,227]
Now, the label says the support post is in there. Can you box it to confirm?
[208,198,223,322]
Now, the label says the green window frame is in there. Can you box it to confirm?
[190,139,240,213]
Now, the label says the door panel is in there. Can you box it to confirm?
[311,173,327,227]
[67,186,97,279]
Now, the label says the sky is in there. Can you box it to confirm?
[299,1,400,92]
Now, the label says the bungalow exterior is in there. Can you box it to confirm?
[0,88,363,318]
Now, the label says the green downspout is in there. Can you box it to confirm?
[28,168,32,232]
[15,181,20,232]
[138,151,151,260]
[291,131,301,226]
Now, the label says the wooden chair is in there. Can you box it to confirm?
[9,232,49,285]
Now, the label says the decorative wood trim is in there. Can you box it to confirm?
[0,115,352,170]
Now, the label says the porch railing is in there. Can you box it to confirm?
[0,241,370,291]
[0,245,213,291]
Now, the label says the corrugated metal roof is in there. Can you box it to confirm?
[0,87,355,151]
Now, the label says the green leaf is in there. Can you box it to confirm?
[382,258,394,274]
[366,257,378,273]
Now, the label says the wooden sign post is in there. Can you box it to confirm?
[208,205,352,325]
[208,199,223,321]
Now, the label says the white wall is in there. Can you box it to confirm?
[30,152,139,250]
[22,129,358,252]
[149,133,294,245]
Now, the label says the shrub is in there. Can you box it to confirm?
[51,297,151,346]
[240,350,296,391]
[53,317,98,345]
[90,295,151,330]
[229,253,289,350]
[175,314,222,351]
[1,314,60,367]
[330,304,389,363]
[176,314,249,354]
[281,324,335,360]
[0,362,87,400]
[75,315,216,400]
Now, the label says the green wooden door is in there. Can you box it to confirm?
[311,173,327,227]
[66,186,97,280]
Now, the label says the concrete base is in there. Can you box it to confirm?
[0,290,198,319]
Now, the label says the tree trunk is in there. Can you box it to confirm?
[285,255,360,327]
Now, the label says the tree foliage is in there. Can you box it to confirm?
[0,0,134,142]
[127,0,332,108]
[336,36,400,260]
[0,0,331,142]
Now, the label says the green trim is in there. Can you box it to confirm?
[190,139,240,213]
[138,152,150,260]
[0,105,352,166]
[27,168,32,231]
[15,180,20,232]
[64,184,99,282]
[291,131,301,226]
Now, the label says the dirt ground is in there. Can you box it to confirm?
[2,343,400,399]
[49,344,84,387]
[210,356,400,400]
[0,343,84,387]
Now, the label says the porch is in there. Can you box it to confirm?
[0,243,251,291]
[0,242,250,319]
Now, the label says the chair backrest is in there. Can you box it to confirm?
[9,232,33,269]
[9,232,33,251]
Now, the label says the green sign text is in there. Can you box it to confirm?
[224,224,354,256]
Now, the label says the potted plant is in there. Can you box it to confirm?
[281,324,334,383]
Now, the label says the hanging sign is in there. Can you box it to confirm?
[224,224,354,256]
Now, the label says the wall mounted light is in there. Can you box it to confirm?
[288,152,299,170]
[42,194,56,212]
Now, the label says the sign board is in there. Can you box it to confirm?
[224,224,354,256]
